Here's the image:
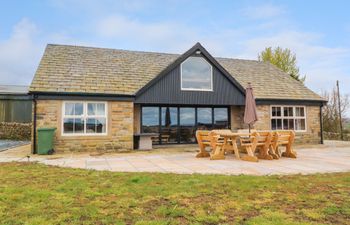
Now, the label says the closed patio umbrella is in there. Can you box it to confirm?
[244,83,258,133]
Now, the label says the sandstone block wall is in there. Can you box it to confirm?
[230,105,321,144]
[33,100,134,153]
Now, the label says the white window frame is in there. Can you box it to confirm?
[270,105,307,132]
[62,101,108,136]
[180,56,213,91]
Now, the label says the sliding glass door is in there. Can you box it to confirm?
[180,108,196,143]
[161,107,178,144]
[141,106,229,144]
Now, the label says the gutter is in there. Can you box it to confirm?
[28,91,135,97]
[256,98,327,106]
[32,94,37,154]
[320,105,324,144]
[28,91,135,101]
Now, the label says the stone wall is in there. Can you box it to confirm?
[134,104,141,134]
[33,100,134,153]
[0,122,31,140]
[230,106,244,130]
[230,105,321,144]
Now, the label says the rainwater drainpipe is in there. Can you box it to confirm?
[33,94,37,154]
[320,104,324,144]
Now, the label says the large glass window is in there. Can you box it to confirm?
[180,108,196,143]
[63,102,107,135]
[141,107,159,134]
[197,108,212,130]
[140,106,229,144]
[161,107,178,144]
[181,56,213,91]
[214,108,229,129]
[271,106,306,131]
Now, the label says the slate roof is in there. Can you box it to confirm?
[30,44,324,101]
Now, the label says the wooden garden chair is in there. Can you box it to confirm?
[238,134,259,162]
[196,130,212,157]
[251,131,273,160]
[270,130,297,159]
[209,129,234,160]
[196,130,224,157]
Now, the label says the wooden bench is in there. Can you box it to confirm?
[251,131,273,160]
[270,130,297,158]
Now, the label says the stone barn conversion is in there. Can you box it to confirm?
[29,43,326,153]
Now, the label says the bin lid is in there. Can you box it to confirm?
[37,127,57,131]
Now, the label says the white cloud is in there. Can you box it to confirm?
[1,3,349,117]
[94,15,202,52]
[241,4,286,20]
[0,18,43,85]
[236,30,350,95]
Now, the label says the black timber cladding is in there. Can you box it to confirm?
[135,64,245,105]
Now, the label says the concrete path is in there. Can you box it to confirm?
[1,141,350,175]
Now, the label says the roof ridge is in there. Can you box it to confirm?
[47,43,264,62]
[47,43,180,56]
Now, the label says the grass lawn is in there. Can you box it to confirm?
[0,163,349,225]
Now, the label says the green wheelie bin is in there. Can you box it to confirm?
[37,128,56,155]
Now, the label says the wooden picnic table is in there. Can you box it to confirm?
[210,131,259,162]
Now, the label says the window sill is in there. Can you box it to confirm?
[181,88,213,92]
[60,133,110,140]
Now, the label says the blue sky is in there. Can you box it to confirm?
[0,0,349,103]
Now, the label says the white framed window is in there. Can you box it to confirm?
[62,102,107,135]
[271,106,306,132]
[180,56,213,91]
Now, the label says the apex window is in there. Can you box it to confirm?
[62,102,107,135]
[271,106,306,131]
[181,56,213,91]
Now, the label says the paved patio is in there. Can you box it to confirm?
[1,141,349,175]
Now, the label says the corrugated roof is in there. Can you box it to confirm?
[0,85,29,95]
[29,44,324,101]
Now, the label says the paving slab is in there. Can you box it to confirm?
[1,142,350,175]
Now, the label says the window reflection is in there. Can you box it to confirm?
[141,107,159,134]
[181,57,212,90]
[180,108,195,143]
[214,108,228,129]
[197,108,212,130]
[161,107,178,144]
[140,106,229,144]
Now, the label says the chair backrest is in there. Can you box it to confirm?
[252,131,272,144]
[196,130,211,143]
[272,130,295,145]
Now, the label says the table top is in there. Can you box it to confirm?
[134,133,159,137]
[214,131,251,138]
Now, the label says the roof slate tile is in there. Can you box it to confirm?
[29,44,323,101]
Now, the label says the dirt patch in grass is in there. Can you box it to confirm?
[0,162,349,224]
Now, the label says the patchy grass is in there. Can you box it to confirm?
[0,163,349,225]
